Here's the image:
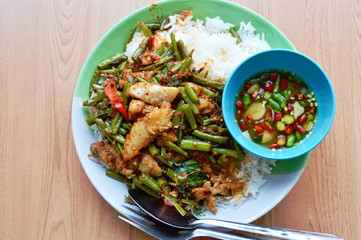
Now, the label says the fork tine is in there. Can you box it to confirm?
[121,204,155,225]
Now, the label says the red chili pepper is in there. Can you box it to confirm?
[284,124,294,135]
[147,35,155,50]
[298,113,307,125]
[287,99,295,104]
[283,103,294,114]
[253,124,264,133]
[292,81,300,89]
[264,80,274,92]
[308,106,317,115]
[244,83,252,89]
[236,100,243,109]
[261,120,273,132]
[273,112,282,122]
[269,143,278,149]
[104,81,129,121]
[280,78,288,90]
[238,119,247,131]
[149,53,160,61]
[251,92,258,100]
[295,91,304,101]
[269,73,277,81]
[246,115,254,122]
[276,135,287,147]
[296,124,306,135]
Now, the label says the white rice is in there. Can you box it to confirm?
[124,13,275,202]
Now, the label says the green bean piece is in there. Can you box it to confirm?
[286,134,296,147]
[182,104,197,129]
[180,88,199,114]
[92,84,104,91]
[155,55,173,65]
[268,98,282,112]
[118,60,128,73]
[166,141,188,157]
[180,139,211,151]
[133,178,160,199]
[145,23,161,31]
[217,154,229,164]
[180,57,193,72]
[156,44,166,56]
[122,123,133,132]
[203,119,213,126]
[137,77,147,83]
[154,155,173,167]
[185,84,199,102]
[111,134,125,144]
[272,93,287,108]
[139,173,161,191]
[232,139,245,168]
[208,155,217,164]
[106,169,125,182]
[229,27,242,43]
[178,112,184,143]
[157,177,167,187]
[97,53,128,70]
[165,195,187,216]
[177,39,189,59]
[83,92,107,106]
[281,90,290,100]
[123,82,132,93]
[273,74,280,92]
[110,112,123,134]
[149,77,159,84]
[192,130,229,143]
[170,32,182,61]
[247,73,269,85]
[89,70,100,94]
[139,64,156,71]
[172,99,185,125]
[160,146,167,157]
[213,148,239,159]
[119,92,129,105]
[148,144,160,156]
[118,127,128,136]
[242,93,251,108]
[166,169,185,183]
[94,119,114,143]
[124,26,137,51]
[86,113,98,126]
[191,74,225,90]
[99,68,118,74]
[117,143,124,154]
[180,82,217,99]
[131,37,149,61]
[137,21,153,37]
[160,17,169,29]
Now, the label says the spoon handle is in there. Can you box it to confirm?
[194,219,342,240]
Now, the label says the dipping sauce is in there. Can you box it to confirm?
[235,70,318,149]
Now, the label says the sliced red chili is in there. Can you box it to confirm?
[269,143,278,149]
[308,106,317,115]
[295,91,304,101]
[292,81,300,89]
[283,103,294,114]
[246,115,254,122]
[236,100,244,109]
[253,124,264,133]
[264,80,274,92]
[104,81,129,121]
[261,120,273,132]
[296,124,306,135]
[280,78,288,90]
[251,92,258,100]
[269,73,277,81]
[298,113,307,125]
[273,112,282,122]
[147,35,155,50]
[238,119,247,131]
[284,124,294,135]
[244,83,252,89]
[276,135,287,147]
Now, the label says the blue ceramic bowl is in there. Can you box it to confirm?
[223,49,336,160]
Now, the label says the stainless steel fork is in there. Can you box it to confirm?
[119,201,266,240]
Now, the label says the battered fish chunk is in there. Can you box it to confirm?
[126,82,179,106]
[123,103,173,160]
[138,153,162,177]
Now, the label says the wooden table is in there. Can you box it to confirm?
[1,0,360,239]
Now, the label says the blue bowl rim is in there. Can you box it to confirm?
[223,49,336,160]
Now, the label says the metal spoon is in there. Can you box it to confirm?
[128,189,342,240]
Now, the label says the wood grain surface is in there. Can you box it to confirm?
[1,0,360,239]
